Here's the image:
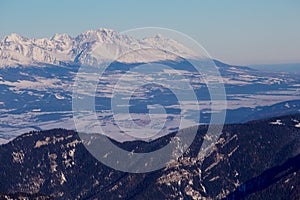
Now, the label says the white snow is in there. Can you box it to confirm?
[0,28,199,68]
[0,138,9,144]
[54,94,65,100]
[60,172,67,185]
[285,103,290,108]
[12,151,24,163]
[270,119,283,125]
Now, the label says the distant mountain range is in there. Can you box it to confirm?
[0,27,299,200]
[0,27,299,144]
[0,28,198,67]
[0,114,299,199]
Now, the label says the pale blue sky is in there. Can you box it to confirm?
[0,0,299,65]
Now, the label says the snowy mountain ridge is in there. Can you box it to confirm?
[0,28,198,67]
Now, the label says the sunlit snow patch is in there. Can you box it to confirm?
[269,119,283,125]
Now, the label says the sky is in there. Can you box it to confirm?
[0,0,299,65]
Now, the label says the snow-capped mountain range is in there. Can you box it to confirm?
[0,27,299,144]
[0,28,197,67]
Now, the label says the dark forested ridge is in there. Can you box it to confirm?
[0,114,299,199]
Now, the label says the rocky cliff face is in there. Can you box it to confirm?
[0,114,299,199]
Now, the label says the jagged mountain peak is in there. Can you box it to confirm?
[76,28,122,44]
[3,33,28,43]
[0,28,198,67]
[51,33,73,42]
